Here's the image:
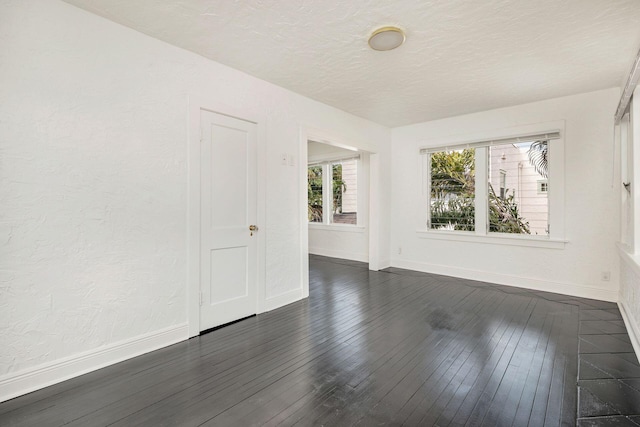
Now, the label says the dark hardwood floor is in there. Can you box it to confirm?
[1,255,638,426]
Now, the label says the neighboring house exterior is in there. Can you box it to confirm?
[488,143,548,235]
[338,158,358,215]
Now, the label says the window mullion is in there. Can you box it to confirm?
[323,163,332,224]
[475,147,488,236]
[425,154,431,229]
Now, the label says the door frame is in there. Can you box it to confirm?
[299,126,382,298]
[187,95,266,338]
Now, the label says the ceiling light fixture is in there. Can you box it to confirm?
[368,26,406,51]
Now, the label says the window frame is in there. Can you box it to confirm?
[418,124,566,249]
[499,169,507,199]
[537,179,548,194]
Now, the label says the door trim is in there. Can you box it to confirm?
[187,95,266,338]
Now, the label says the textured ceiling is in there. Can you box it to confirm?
[63,0,640,127]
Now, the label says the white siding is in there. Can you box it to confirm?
[340,159,358,214]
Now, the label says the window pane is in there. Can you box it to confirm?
[488,141,549,235]
[331,159,357,225]
[429,148,475,231]
[308,165,323,222]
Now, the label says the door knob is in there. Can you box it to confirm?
[249,225,258,236]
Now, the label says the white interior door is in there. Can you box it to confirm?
[200,110,257,331]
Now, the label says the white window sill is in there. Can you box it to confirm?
[309,223,366,233]
[416,230,567,249]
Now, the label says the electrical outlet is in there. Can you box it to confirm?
[398,247,402,255]
[601,271,610,281]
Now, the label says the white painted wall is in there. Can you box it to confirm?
[391,88,621,302]
[0,0,390,399]
[308,224,369,262]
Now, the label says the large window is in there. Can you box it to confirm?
[308,157,358,225]
[424,132,560,238]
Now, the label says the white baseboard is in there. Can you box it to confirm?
[619,300,640,364]
[0,323,189,403]
[264,288,304,312]
[309,247,368,263]
[390,258,618,302]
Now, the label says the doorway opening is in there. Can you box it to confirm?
[298,128,381,301]
[306,140,370,264]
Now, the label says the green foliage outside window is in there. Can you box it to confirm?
[488,185,530,234]
[308,166,323,222]
[430,149,476,231]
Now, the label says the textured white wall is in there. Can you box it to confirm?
[0,0,390,378]
[391,88,621,301]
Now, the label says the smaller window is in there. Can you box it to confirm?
[537,180,548,194]
[308,157,359,226]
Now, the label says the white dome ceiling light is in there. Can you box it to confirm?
[368,26,406,51]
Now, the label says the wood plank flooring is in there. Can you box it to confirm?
[1,255,636,426]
